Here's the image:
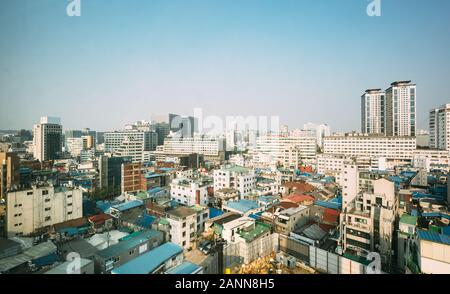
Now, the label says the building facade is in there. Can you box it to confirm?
[361,89,386,135]
[429,104,450,150]
[170,178,209,206]
[385,81,416,137]
[6,185,83,237]
[33,117,63,162]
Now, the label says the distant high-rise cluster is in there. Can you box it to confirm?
[361,81,416,137]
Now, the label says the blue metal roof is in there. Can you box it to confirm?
[96,230,163,259]
[112,200,144,212]
[226,199,259,213]
[148,187,163,194]
[209,207,223,218]
[145,172,164,179]
[442,226,450,236]
[135,214,156,228]
[417,230,450,245]
[422,212,450,220]
[111,242,183,274]
[166,261,201,274]
[315,200,341,210]
[96,200,121,213]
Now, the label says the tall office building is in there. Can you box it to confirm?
[169,113,198,138]
[361,89,386,135]
[385,81,416,136]
[429,104,450,150]
[33,116,63,162]
[98,155,127,196]
[154,122,170,146]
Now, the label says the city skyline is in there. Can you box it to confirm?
[1,0,450,131]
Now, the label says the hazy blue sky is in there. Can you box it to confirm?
[1,0,450,132]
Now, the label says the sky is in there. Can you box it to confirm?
[1,0,450,132]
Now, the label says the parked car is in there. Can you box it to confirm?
[199,240,212,255]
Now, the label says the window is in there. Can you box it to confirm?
[27,191,33,195]
[45,207,51,211]
[42,190,49,195]
[45,216,51,222]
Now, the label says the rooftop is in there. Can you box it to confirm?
[400,214,418,226]
[111,200,144,212]
[167,206,197,219]
[0,241,57,273]
[238,223,271,242]
[222,165,250,174]
[417,230,450,245]
[44,258,93,274]
[279,205,308,217]
[165,261,202,274]
[95,230,162,259]
[208,212,241,226]
[111,242,183,274]
[225,199,259,214]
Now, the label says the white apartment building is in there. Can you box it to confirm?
[429,104,450,150]
[340,178,397,268]
[213,165,255,197]
[316,153,354,177]
[155,137,223,159]
[413,149,450,171]
[361,89,386,135]
[33,116,63,162]
[341,164,359,211]
[66,137,84,157]
[166,206,198,250]
[323,133,416,164]
[104,130,157,153]
[170,178,208,206]
[115,136,147,163]
[252,134,316,166]
[281,146,302,169]
[7,185,83,237]
[385,81,416,137]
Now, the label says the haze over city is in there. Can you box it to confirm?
[1,0,450,131]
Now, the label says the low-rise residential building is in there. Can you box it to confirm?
[170,178,209,206]
[6,185,83,237]
[94,229,164,274]
[213,165,255,197]
[222,199,263,216]
[415,230,450,274]
[340,178,397,270]
[166,206,198,250]
[214,188,239,209]
[274,206,310,235]
[397,214,417,273]
[111,242,184,274]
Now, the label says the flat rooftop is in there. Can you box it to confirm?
[167,206,197,218]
